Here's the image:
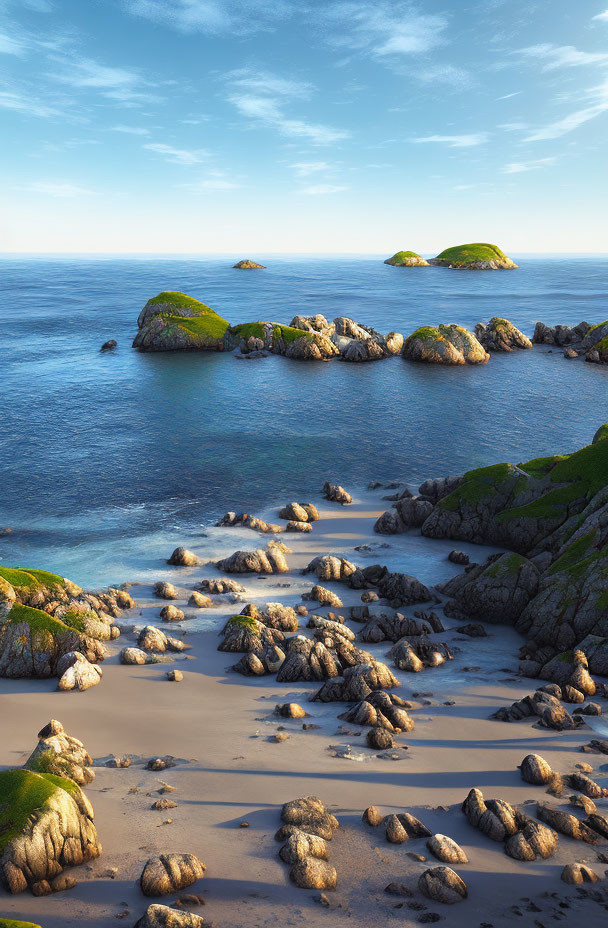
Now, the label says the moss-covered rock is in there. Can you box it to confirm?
[133,291,230,352]
[0,919,45,927]
[440,553,540,624]
[402,324,488,365]
[430,243,517,269]
[384,251,429,267]
[0,768,101,894]
[228,321,339,360]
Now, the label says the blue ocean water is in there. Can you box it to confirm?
[1,254,607,587]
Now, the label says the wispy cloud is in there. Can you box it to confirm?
[299,184,349,195]
[411,132,489,148]
[502,156,557,174]
[50,55,157,105]
[416,64,471,88]
[16,181,96,197]
[226,69,350,146]
[516,44,608,70]
[0,88,60,117]
[124,0,288,35]
[524,76,608,141]
[592,9,608,21]
[0,30,27,54]
[111,124,150,135]
[322,1,448,57]
[290,161,332,176]
[144,142,209,164]
[179,178,240,193]
[497,91,522,100]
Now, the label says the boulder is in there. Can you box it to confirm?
[338,691,414,731]
[402,324,488,365]
[232,644,285,676]
[160,606,185,622]
[312,661,399,702]
[367,727,394,750]
[439,553,540,625]
[215,544,288,574]
[418,866,467,904]
[359,613,429,643]
[167,548,199,567]
[56,652,102,691]
[187,592,212,608]
[385,814,408,843]
[276,703,306,719]
[504,821,558,861]
[134,904,206,928]
[279,831,328,864]
[154,582,179,601]
[25,720,94,786]
[303,585,343,607]
[362,806,383,827]
[0,769,100,894]
[290,858,337,889]
[167,669,183,682]
[427,834,468,864]
[140,854,205,896]
[290,314,334,336]
[561,863,599,885]
[475,318,532,352]
[137,626,189,653]
[519,754,554,785]
[304,555,357,582]
[279,502,319,523]
[536,804,601,843]
[120,647,160,665]
[276,637,340,682]
[281,797,339,839]
[100,339,117,351]
[215,512,281,534]
[133,291,230,352]
[322,482,352,505]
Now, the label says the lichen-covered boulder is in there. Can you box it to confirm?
[384,250,429,267]
[475,317,532,352]
[0,769,101,894]
[140,854,205,896]
[440,553,540,624]
[418,866,467,904]
[228,321,339,361]
[133,292,230,352]
[219,615,283,653]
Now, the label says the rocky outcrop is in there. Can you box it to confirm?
[196,578,245,595]
[533,321,608,365]
[359,613,430,643]
[215,512,281,534]
[475,318,532,352]
[219,615,284,653]
[440,553,540,624]
[533,321,590,347]
[275,636,340,682]
[384,251,429,267]
[140,854,205,896]
[137,626,190,653]
[462,788,558,862]
[389,637,452,672]
[402,325,489,365]
[289,314,334,337]
[341,691,414,730]
[312,661,399,702]
[233,259,265,268]
[0,768,101,894]
[167,548,199,566]
[133,292,230,352]
[492,688,584,730]
[322,482,352,504]
[303,554,357,582]
[228,322,340,361]
[215,542,289,574]
[429,243,517,270]
[240,602,299,632]
[278,797,339,889]
[56,651,102,691]
[278,502,319,523]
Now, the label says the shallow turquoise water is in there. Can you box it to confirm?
[1,255,607,586]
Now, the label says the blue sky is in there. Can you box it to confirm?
[1,0,607,253]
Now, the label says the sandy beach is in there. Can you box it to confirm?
[1,490,608,927]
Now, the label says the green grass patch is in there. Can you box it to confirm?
[225,615,259,631]
[0,769,79,853]
[439,463,513,512]
[7,603,73,639]
[272,324,313,344]
[549,531,597,576]
[484,552,528,577]
[433,243,511,266]
[167,314,229,341]
[0,919,45,928]
[593,423,608,444]
[385,251,423,264]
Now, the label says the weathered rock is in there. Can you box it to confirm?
[389,637,452,672]
[100,339,117,351]
[215,512,281,534]
[339,691,414,731]
[504,821,558,861]
[215,544,288,574]
[561,863,599,884]
[138,626,189,653]
[241,602,299,632]
[134,904,206,928]
[120,647,160,665]
[536,804,601,843]
[362,806,383,827]
[385,815,408,843]
[276,636,340,682]
[448,550,469,565]
[0,768,101,894]
[322,482,352,505]
[367,727,394,750]
[359,613,429,643]
[232,644,285,676]
[519,753,554,785]
[538,650,596,697]
[279,831,328,864]
[279,502,320,523]
[233,259,265,269]
[56,652,102,691]
[25,720,94,786]
[303,585,343,607]
[312,661,399,702]
[455,623,487,637]
[286,520,312,533]
[440,553,540,625]
[569,794,597,814]
[196,578,245,595]
[376,571,432,607]
[475,318,532,352]
[167,669,183,682]
[402,325,487,366]
[462,789,523,842]
[160,606,185,623]
[281,797,339,839]
[276,702,306,719]
[290,858,337,890]
[187,592,212,608]
[303,555,357,582]
[167,548,199,567]
[154,582,179,601]
[567,772,607,799]
[427,835,468,864]
[585,812,608,839]
[140,854,205,897]
[418,866,467,904]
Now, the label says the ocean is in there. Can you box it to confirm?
[1,254,607,587]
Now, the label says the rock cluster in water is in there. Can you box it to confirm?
[534,319,608,364]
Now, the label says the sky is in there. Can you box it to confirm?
[0,0,607,253]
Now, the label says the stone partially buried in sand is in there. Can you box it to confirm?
[418,866,467,904]
[140,854,205,897]
[134,904,206,927]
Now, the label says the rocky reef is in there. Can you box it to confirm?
[475,318,532,352]
[384,251,429,267]
[429,243,518,270]
[534,320,608,364]
[402,325,489,365]
[375,425,608,660]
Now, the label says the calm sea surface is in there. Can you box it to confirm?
[1,255,607,587]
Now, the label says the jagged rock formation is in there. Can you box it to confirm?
[492,688,584,730]
[195,578,245,595]
[359,613,430,643]
[475,318,532,352]
[440,553,540,624]
[389,637,452,672]
[533,320,608,365]
[312,661,400,702]
[462,788,558,861]
[303,554,357,582]
[134,905,206,928]
[137,626,190,653]
[215,512,281,533]
[240,602,299,631]
[322,482,352,504]
[0,768,101,894]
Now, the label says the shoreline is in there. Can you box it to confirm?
[2,491,608,926]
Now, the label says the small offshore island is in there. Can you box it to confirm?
[384,243,518,270]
